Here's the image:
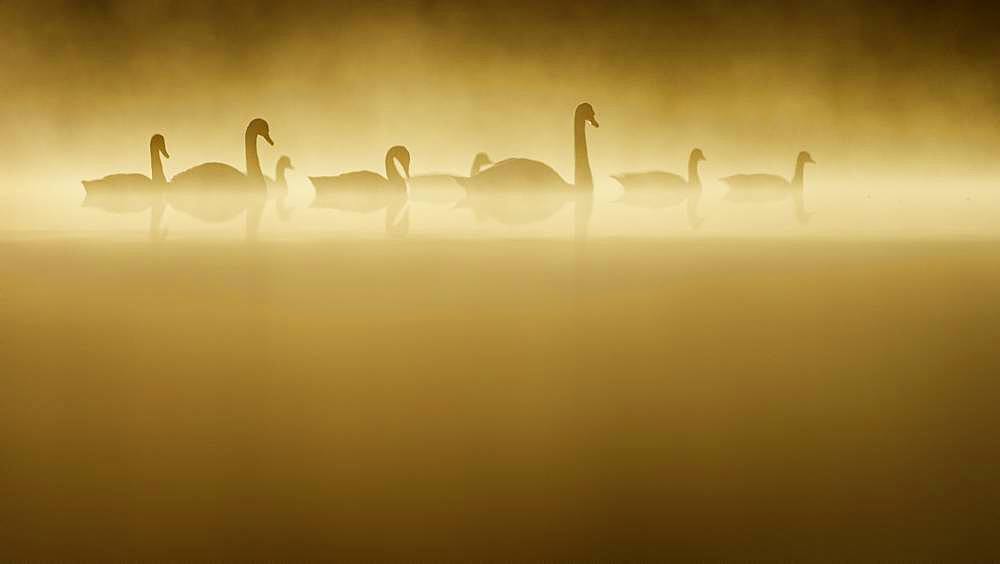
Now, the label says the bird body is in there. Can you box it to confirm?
[82,173,160,213]
[310,170,403,213]
[720,151,815,223]
[457,158,573,225]
[170,163,264,222]
[309,145,412,236]
[167,119,274,232]
[81,134,171,239]
[454,103,599,239]
[611,148,706,228]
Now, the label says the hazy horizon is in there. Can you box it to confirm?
[3,0,998,235]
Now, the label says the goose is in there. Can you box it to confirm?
[265,156,294,222]
[81,134,170,240]
[168,118,274,239]
[721,151,815,224]
[456,102,600,240]
[309,145,411,237]
[408,152,492,204]
[612,148,706,229]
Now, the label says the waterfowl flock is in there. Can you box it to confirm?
[81,102,816,239]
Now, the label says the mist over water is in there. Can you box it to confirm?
[4,1,1000,559]
[2,0,999,238]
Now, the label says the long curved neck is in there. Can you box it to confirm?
[276,164,288,187]
[792,160,806,189]
[150,146,165,183]
[385,154,405,188]
[470,157,486,177]
[245,130,263,178]
[574,117,593,190]
[687,156,701,187]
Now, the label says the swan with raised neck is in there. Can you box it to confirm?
[791,151,815,189]
[574,102,599,190]
[245,118,274,179]
[149,134,170,183]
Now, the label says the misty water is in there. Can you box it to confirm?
[5,0,1000,558]
[4,170,1000,559]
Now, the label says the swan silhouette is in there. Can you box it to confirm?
[265,156,294,222]
[612,148,706,229]
[309,145,411,237]
[81,134,170,240]
[456,103,599,240]
[168,118,274,239]
[409,152,492,204]
[721,151,815,224]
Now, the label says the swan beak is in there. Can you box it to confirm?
[589,117,600,128]
[264,133,274,146]
[162,149,171,159]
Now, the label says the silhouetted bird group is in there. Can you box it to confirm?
[82,102,815,240]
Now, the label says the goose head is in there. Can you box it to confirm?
[248,118,274,145]
[474,152,493,169]
[576,102,599,128]
[798,151,815,166]
[151,134,170,158]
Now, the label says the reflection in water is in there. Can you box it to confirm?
[612,148,706,229]
[168,119,275,240]
[309,145,412,237]
[265,156,295,222]
[721,151,815,224]
[457,103,598,241]
[81,134,170,240]
[409,152,493,205]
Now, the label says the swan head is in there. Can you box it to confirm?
[151,134,169,158]
[248,118,274,145]
[691,148,706,162]
[474,152,493,168]
[576,103,599,128]
[798,151,815,165]
[277,155,294,171]
[389,145,411,179]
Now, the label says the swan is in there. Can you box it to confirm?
[612,148,706,229]
[721,151,815,224]
[456,102,599,239]
[408,152,492,204]
[309,145,411,236]
[265,156,294,222]
[168,118,274,238]
[81,134,170,240]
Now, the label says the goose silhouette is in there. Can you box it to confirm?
[81,134,170,240]
[409,152,492,204]
[309,145,411,237]
[721,151,815,224]
[168,118,274,239]
[612,148,706,229]
[265,156,294,222]
[456,103,599,240]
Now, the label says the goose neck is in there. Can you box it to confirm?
[792,161,806,189]
[470,156,487,177]
[385,153,406,189]
[688,156,701,188]
[574,118,593,190]
[245,130,263,178]
[150,145,166,183]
